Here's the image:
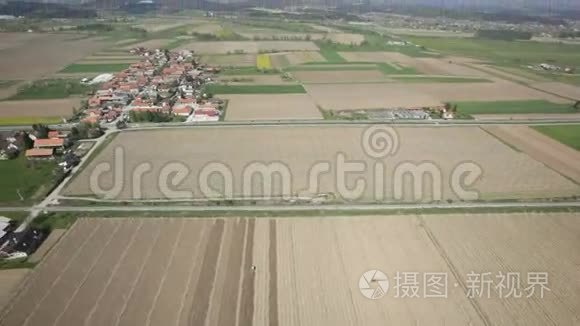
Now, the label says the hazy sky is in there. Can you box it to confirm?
[383,0,580,11]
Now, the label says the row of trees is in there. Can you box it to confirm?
[129,110,174,123]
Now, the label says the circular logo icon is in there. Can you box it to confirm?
[361,126,399,159]
[359,269,389,300]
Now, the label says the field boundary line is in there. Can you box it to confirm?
[268,219,279,326]
[112,220,164,326]
[238,218,256,326]
[235,219,250,325]
[144,219,186,326]
[462,63,578,102]
[416,215,492,326]
[0,219,84,321]
[21,223,103,326]
[52,221,123,326]
[83,219,145,326]
[174,222,210,326]
[187,219,225,326]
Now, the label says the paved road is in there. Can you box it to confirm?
[3,116,580,133]
[3,201,580,213]
[126,118,580,130]
[14,129,116,232]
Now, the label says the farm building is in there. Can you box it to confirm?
[25,148,54,160]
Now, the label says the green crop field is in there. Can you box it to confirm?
[0,156,56,205]
[221,67,280,75]
[0,116,63,126]
[456,100,577,115]
[284,65,377,72]
[205,84,306,94]
[315,34,438,57]
[376,63,418,75]
[391,76,491,83]
[60,63,130,73]
[6,79,93,100]
[403,36,580,68]
[532,125,580,150]
[318,49,346,63]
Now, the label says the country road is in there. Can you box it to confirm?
[3,115,580,132]
[3,201,580,214]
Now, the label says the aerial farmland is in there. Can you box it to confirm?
[2,213,580,326]
[62,126,580,202]
[2,8,580,326]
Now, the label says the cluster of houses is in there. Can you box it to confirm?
[0,128,80,171]
[80,47,223,125]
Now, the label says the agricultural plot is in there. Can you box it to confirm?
[409,80,568,102]
[0,155,56,204]
[532,124,580,151]
[410,58,490,76]
[200,54,257,67]
[256,54,272,70]
[222,94,321,120]
[284,51,326,65]
[219,75,291,85]
[3,214,580,326]
[484,125,580,183]
[403,36,580,69]
[292,70,390,83]
[0,33,107,80]
[386,28,475,38]
[63,126,579,201]
[323,33,365,45]
[472,113,580,121]
[6,79,92,100]
[205,84,305,95]
[391,76,490,83]
[338,51,416,65]
[60,64,130,73]
[120,39,172,50]
[0,269,29,311]
[529,82,580,100]
[237,31,325,41]
[133,18,193,32]
[455,100,576,115]
[176,41,319,54]
[0,98,79,118]
[304,83,442,109]
[191,23,224,35]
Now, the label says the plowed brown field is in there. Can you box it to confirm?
[2,214,579,326]
[62,126,580,201]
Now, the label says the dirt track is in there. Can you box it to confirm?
[3,214,579,326]
[483,125,580,183]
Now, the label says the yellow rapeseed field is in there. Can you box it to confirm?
[256,54,272,70]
